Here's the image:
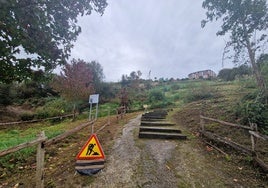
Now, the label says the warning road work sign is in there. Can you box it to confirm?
[76,134,105,160]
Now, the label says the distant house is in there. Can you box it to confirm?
[188,69,216,80]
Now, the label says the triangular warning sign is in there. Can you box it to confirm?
[76,134,105,160]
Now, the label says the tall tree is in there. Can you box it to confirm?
[0,0,107,83]
[51,59,94,115]
[87,61,104,93]
[202,0,268,91]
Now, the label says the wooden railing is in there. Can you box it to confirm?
[0,109,113,187]
[200,115,268,173]
[0,114,74,126]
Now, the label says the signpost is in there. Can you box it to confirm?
[76,134,105,160]
[89,94,99,134]
[75,134,105,175]
[75,94,105,176]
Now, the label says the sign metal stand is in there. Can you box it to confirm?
[89,94,99,134]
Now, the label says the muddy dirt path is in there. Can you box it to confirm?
[89,115,178,188]
[88,114,267,188]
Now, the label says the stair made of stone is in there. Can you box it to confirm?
[138,131,187,140]
[140,121,176,126]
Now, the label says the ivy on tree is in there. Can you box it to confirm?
[0,0,107,83]
[201,0,268,91]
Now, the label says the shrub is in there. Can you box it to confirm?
[146,89,174,109]
[173,93,180,100]
[234,91,268,134]
[20,112,35,121]
[148,89,165,102]
[170,84,180,91]
[150,100,173,109]
[36,110,49,119]
[0,84,12,105]
[185,83,214,102]
[35,98,72,119]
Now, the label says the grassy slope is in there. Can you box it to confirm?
[0,79,267,185]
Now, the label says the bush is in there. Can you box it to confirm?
[35,98,71,119]
[173,93,180,100]
[148,89,165,102]
[185,83,214,102]
[170,84,180,91]
[20,112,35,121]
[0,84,12,105]
[234,91,268,134]
[218,65,252,81]
[146,89,174,109]
[35,110,49,119]
[150,100,173,109]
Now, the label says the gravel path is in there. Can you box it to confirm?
[89,115,179,188]
[88,114,268,188]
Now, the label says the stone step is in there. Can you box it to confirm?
[141,117,166,122]
[141,115,166,119]
[141,117,166,121]
[139,131,187,140]
[144,110,168,116]
[140,121,176,126]
[139,126,182,133]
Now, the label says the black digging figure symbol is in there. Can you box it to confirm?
[86,143,100,156]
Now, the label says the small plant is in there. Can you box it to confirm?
[244,155,253,163]
[173,93,180,100]
[225,154,231,161]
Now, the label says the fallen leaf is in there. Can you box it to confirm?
[166,164,170,170]
[206,146,213,152]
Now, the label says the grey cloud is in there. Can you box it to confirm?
[71,0,234,82]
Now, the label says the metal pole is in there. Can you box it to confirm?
[95,103,98,120]
[108,107,110,125]
[89,102,92,120]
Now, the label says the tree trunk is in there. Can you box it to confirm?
[245,35,266,92]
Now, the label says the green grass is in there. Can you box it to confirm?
[0,116,90,170]
[0,104,117,152]
[0,77,265,169]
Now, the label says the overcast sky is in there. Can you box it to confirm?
[71,0,234,82]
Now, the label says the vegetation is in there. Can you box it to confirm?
[51,59,94,115]
[1,72,268,177]
[0,0,107,83]
[202,0,268,91]
[1,66,268,132]
[218,64,252,81]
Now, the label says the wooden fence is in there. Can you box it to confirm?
[200,115,268,173]
[0,114,74,126]
[0,110,112,188]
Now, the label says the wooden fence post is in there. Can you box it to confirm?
[108,108,110,125]
[200,115,205,131]
[250,123,257,153]
[36,131,46,188]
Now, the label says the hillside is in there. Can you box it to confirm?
[0,79,267,187]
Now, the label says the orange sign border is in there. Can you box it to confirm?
[76,134,105,160]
